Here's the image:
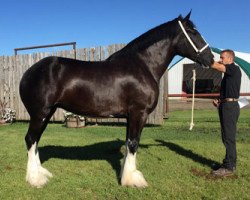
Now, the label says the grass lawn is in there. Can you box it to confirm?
[0,108,249,199]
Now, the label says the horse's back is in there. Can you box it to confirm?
[20,56,92,91]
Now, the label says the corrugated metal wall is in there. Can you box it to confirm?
[168,52,250,97]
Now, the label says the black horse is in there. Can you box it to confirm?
[20,12,214,188]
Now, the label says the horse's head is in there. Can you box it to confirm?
[175,12,214,68]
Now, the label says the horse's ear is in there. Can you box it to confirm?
[184,10,192,21]
[178,14,183,21]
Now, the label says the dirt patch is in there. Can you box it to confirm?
[168,98,215,111]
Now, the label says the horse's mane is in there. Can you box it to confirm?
[107,16,196,60]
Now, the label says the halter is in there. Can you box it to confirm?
[178,20,209,54]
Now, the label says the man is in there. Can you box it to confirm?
[211,49,241,177]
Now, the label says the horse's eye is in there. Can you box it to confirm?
[189,29,197,34]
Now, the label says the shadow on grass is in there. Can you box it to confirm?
[38,139,218,183]
[155,139,220,169]
[39,139,123,181]
[39,139,149,183]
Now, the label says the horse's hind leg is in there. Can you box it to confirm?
[121,111,148,188]
[25,109,55,188]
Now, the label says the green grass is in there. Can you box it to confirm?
[0,108,250,199]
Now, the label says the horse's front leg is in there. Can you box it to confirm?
[121,111,148,188]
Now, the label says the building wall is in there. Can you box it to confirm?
[168,52,250,97]
[235,52,250,94]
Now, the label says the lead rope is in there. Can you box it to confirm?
[189,69,196,131]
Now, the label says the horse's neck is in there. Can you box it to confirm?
[138,40,175,82]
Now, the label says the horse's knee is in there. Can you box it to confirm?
[127,138,139,154]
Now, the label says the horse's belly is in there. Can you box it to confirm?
[58,93,126,118]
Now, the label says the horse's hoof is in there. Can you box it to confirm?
[26,174,48,188]
[121,170,148,188]
[26,168,52,188]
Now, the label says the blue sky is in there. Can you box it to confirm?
[1,0,249,56]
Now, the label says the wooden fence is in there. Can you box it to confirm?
[0,44,168,125]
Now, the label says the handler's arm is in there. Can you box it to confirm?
[211,62,226,73]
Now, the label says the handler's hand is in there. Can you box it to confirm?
[213,99,219,107]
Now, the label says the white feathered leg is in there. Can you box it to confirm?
[26,143,52,188]
[121,144,148,188]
